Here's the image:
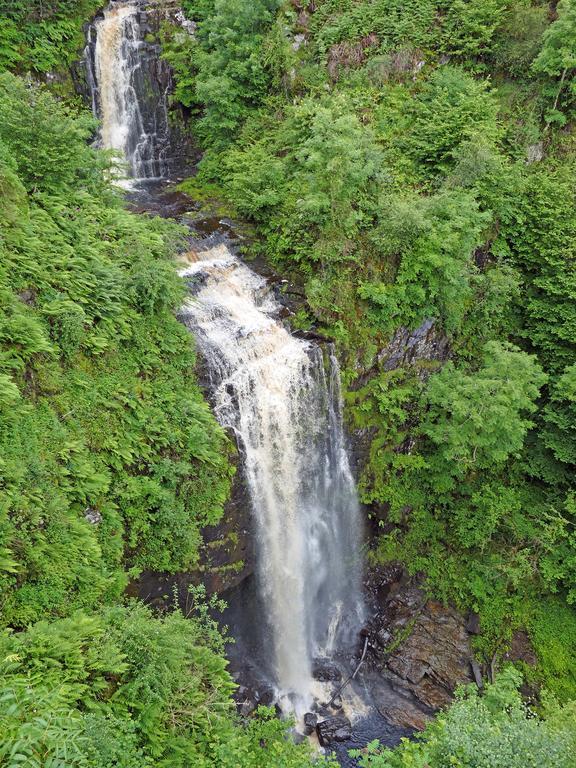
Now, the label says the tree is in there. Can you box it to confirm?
[194,0,280,148]
[423,341,547,480]
[533,0,576,125]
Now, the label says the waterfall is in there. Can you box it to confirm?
[85,1,171,181]
[179,245,365,712]
[84,0,365,716]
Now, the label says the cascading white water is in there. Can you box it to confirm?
[85,1,170,181]
[85,0,364,716]
[179,245,364,712]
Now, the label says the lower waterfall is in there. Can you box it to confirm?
[179,245,365,712]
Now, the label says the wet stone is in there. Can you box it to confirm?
[329,695,343,711]
[312,659,342,682]
[316,715,352,746]
[303,712,317,735]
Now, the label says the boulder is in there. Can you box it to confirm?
[303,712,317,735]
[312,658,342,682]
[84,507,102,525]
[316,716,352,746]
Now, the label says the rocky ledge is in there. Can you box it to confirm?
[362,563,539,731]
[362,564,476,730]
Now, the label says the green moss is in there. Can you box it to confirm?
[523,598,576,701]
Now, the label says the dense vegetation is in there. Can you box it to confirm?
[0,72,235,626]
[0,0,100,73]
[161,0,576,701]
[2,0,576,764]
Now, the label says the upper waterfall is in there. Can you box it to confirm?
[179,245,365,712]
[85,1,171,181]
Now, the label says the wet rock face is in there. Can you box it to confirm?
[377,318,450,374]
[364,566,475,728]
[385,598,474,709]
[346,318,449,482]
[234,682,275,717]
[303,712,318,735]
[312,658,343,682]
[199,459,255,594]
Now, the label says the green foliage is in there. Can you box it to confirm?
[519,597,576,700]
[0,0,101,73]
[423,341,546,478]
[169,0,281,148]
[219,93,386,273]
[363,343,548,625]
[350,669,576,768]
[400,67,501,180]
[0,74,101,195]
[490,1,549,77]
[437,0,508,59]
[532,0,576,125]
[360,190,489,333]
[0,75,232,627]
[0,602,331,768]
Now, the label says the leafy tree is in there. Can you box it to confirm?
[0,73,101,194]
[423,341,547,482]
[401,67,500,179]
[533,0,576,125]
[194,0,280,148]
[542,364,576,466]
[438,0,508,59]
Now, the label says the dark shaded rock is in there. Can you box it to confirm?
[124,459,255,602]
[329,695,343,711]
[316,716,352,746]
[303,712,317,735]
[368,676,431,731]
[377,318,449,375]
[183,272,209,294]
[312,658,343,682]
[18,289,35,306]
[386,599,474,709]
[365,577,475,717]
[503,630,537,667]
[233,681,275,717]
[256,685,276,707]
[240,700,256,717]
[466,612,481,635]
[84,507,102,525]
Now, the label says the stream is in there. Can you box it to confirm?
[84,2,412,762]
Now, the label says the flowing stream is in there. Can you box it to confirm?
[86,0,365,716]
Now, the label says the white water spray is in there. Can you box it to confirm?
[179,246,364,712]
